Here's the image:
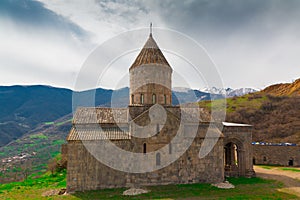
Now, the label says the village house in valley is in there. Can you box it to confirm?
[64,30,255,192]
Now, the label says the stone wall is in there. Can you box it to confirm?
[253,145,300,166]
[129,64,172,105]
[223,126,255,177]
[61,144,68,161]
[66,124,224,192]
[66,106,255,192]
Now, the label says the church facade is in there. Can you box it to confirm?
[65,32,255,192]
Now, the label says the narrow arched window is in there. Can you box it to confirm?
[156,153,161,166]
[143,143,146,154]
[140,94,144,104]
[289,158,294,166]
[152,94,156,104]
[164,95,167,104]
[156,124,159,133]
[169,143,172,154]
[263,156,267,161]
[131,94,134,104]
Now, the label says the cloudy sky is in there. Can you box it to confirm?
[0,0,299,90]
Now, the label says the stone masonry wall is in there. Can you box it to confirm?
[253,145,300,166]
[129,64,172,105]
[222,126,255,177]
[66,125,224,192]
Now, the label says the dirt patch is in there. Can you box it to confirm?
[123,188,149,196]
[42,188,67,197]
[212,181,235,189]
[254,165,300,197]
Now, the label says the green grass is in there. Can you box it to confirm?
[29,134,48,140]
[44,122,55,125]
[0,175,297,200]
[255,165,300,172]
[44,119,72,126]
[280,167,300,172]
[0,170,66,191]
[260,165,273,170]
[198,93,268,113]
[61,177,298,199]
[52,140,65,146]
[55,119,72,126]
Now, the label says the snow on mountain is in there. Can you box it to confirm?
[200,87,257,97]
[172,87,257,103]
[227,88,257,97]
[200,87,231,95]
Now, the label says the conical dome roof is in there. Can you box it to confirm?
[129,34,171,70]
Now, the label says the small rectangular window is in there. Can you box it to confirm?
[156,153,161,166]
[263,156,267,161]
[143,143,146,154]
[152,94,156,104]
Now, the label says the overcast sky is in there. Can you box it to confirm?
[0,0,299,90]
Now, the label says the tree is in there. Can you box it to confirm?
[48,158,57,176]
[20,160,31,180]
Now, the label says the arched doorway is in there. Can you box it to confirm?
[224,141,244,177]
[289,158,294,166]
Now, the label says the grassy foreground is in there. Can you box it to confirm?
[0,171,297,200]
[259,165,300,172]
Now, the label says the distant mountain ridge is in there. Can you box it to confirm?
[0,80,297,147]
[199,87,257,97]
[0,85,217,147]
[0,85,116,147]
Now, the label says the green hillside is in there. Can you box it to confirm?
[199,93,300,143]
[0,85,119,147]
[0,115,71,183]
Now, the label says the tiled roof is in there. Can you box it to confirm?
[129,34,171,70]
[67,127,131,141]
[73,106,211,125]
[73,107,128,124]
[180,107,211,123]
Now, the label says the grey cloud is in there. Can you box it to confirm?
[140,0,300,38]
[0,0,89,40]
[1,0,299,89]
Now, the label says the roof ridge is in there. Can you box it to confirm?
[129,35,171,70]
[129,106,180,123]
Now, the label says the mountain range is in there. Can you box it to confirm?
[199,87,257,97]
[0,79,298,182]
[0,85,256,147]
[1,79,298,148]
[0,85,111,146]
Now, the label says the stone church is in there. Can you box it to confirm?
[65,30,255,192]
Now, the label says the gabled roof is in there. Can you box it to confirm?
[67,127,131,141]
[69,106,216,141]
[73,106,212,125]
[181,107,212,123]
[73,107,128,124]
[129,34,171,70]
